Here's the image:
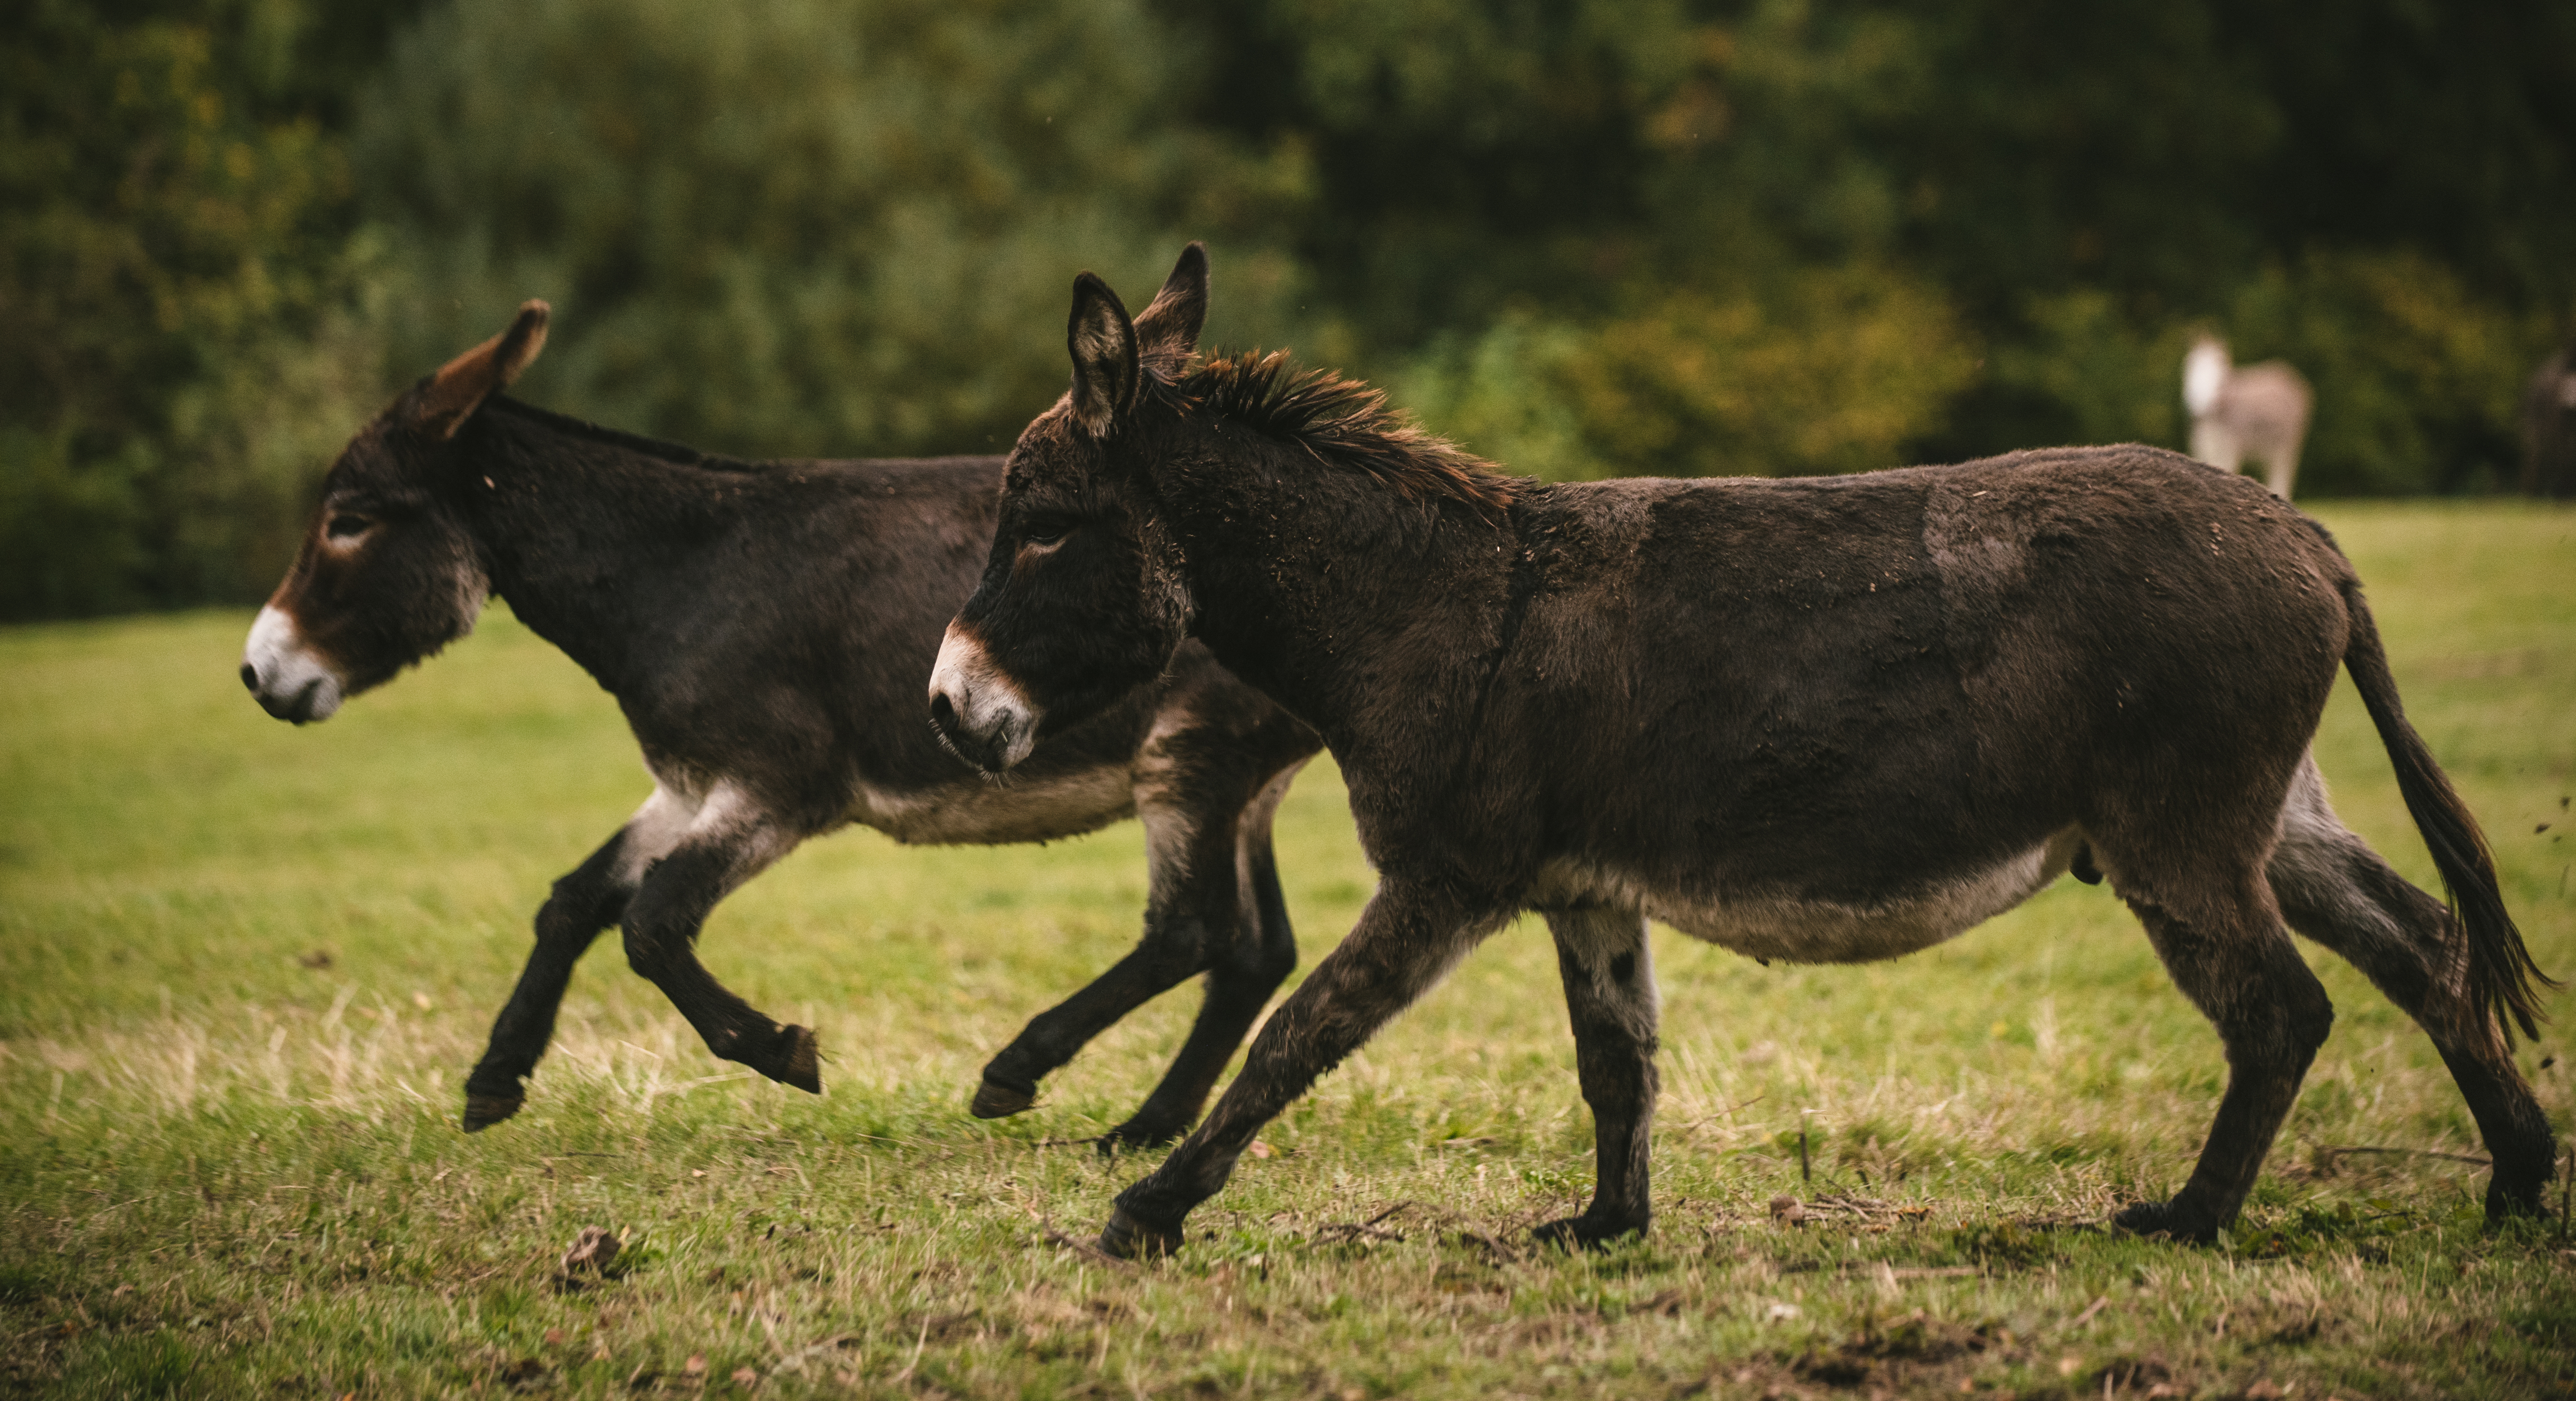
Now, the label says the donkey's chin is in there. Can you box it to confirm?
[249,672,344,725]
[928,708,1036,775]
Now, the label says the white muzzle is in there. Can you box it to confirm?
[926,621,1041,772]
[240,605,346,724]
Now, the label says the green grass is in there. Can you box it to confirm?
[3,500,2572,1399]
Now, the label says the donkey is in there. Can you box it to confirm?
[2184,335,2311,499]
[2521,336,2576,499]
[241,301,1321,1143]
[930,245,2557,1258]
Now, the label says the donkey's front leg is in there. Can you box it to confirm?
[1100,880,1506,1259]
[1533,906,1659,1249]
[461,830,634,1130]
[620,816,818,1093]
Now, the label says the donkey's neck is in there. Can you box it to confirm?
[450,400,745,695]
[1156,423,1526,754]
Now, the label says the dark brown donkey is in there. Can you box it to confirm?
[242,302,1319,1141]
[931,245,2558,1258]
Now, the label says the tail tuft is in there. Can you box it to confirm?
[2340,583,2555,1044]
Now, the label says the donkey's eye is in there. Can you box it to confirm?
[1022,522,1073,548]
[326,514,371,540]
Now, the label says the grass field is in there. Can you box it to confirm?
[3,501,2572,1399]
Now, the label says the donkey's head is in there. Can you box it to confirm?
[928,247,1209,772]
[2183,335,2231,419]
[240,302,549,723]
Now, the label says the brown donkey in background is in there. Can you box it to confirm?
[243,302,1320,1144]
[930,245,2557,1258]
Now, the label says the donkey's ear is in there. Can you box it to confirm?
[1131,242,1208,380]
[405,300,551,441]
[1067,273,1140,436]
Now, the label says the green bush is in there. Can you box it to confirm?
[0,0,396,620]
[351,0,1315,458]
[2227,251,2548,495]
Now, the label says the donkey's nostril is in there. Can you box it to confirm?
[929,690,958,730]
[239,662,259,692]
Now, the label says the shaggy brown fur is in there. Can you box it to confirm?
[1161,352,1524,519]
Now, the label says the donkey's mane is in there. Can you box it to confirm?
[486,397,766,475]
[1168,352,1523,517]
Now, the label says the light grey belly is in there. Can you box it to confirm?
[1535,829,2084,964]
[849,765,1136,846]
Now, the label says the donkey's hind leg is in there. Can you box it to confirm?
[461,829,634,1130]
[619,791,819,1093]
[1099,761,1310,1150]
[2268,760,2556,1217]
[973,764,1305,1144]
[971,800,1230,1124]
[1534,905,1660,1249]
[2114,858,2335,1242]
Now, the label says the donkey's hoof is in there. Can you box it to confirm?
[971,1077,1036,1120]
[1531,1214,1645,1252]
[2484,1174,2548,1223]
[776,1025,821,1094]
[462,1092,524,1132]
[2111,1199,2221,1244]
[1099,1207,1183,1261]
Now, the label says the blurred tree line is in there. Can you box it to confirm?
[5,0,2571,619]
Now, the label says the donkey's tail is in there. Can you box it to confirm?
[2339,579,2555,1044]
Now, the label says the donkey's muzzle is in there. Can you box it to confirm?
[241,605,345,725]
[926,620,1041,772]
[928,689,1018,774]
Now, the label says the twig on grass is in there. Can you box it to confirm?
[1314,1201,1438,1245]
[1313,1222,1406,1244]
[1772,1259,1982,1278]
[1676,1091,1768,1134]
[1042,1226,1137,1271]
[1800,1193,1934,1220]
[2312,1144,2492,1173]
[1446,1228,1523,1264]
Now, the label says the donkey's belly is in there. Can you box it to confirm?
[1544,829,2083,965]
[851,766,1136,846]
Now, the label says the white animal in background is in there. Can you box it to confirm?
[2184,335,2312,498]
[2521,337,2576,498]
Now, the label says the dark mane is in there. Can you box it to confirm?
[485,396,767,474]
[1167,352,1524,518]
